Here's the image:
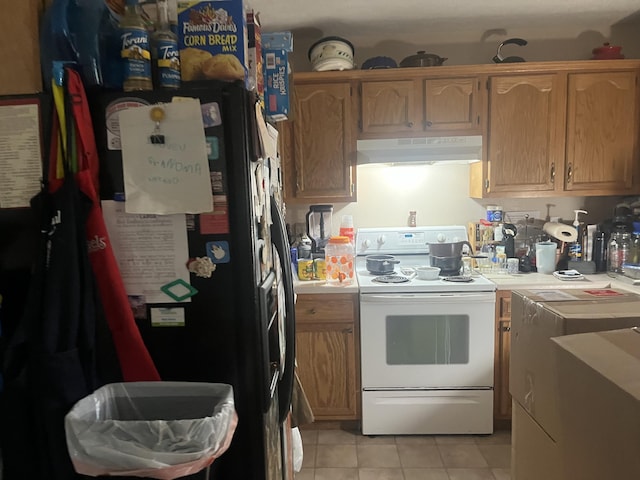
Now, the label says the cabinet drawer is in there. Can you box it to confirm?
[296,294,356,324]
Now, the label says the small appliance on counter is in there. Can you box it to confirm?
[306,204,333,258]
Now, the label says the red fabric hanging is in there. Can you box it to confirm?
[51,68,160,382]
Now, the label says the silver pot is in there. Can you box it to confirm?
[365,255,400,274]
[428,241,473,257]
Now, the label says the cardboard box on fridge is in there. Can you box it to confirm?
[177,0,248,85]
[512,400,562,480]
[246,10,263,106]
[262,32,293,122]
[0,0,43,95]
[552,328,640,480]
[509,288,640,442]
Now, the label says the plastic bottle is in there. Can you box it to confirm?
[40,0,105,89]
[607,232,630,274]
[569,209,587,261]
[325,236,354,285]
[151,0,180,89]
[120,0,152,91]
[339,215,355,244]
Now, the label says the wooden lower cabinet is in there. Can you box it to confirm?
[494,290,512,423]
[294,293,360,420]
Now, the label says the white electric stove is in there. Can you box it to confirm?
[356,226,497,436]
[355,226,496,294]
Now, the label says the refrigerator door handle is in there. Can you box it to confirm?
[270,196,296,424]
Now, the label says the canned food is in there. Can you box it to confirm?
[314,258,326,280]
[297,259,315,280]
[486,205,503,223]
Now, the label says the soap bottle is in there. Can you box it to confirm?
[569,209,587,261]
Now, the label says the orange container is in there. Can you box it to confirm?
[325,236,354,285]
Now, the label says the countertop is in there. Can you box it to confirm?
[293,270,640,295]
[293,276,359,294]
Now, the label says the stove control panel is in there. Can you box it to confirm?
[355,226,468,255]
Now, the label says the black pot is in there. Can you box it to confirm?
[430,255,462,275]
[365,255,400,274]
[399,51,447,67]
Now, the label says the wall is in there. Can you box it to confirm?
[285,163,625,236]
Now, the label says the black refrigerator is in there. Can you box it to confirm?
[90,81,296,480]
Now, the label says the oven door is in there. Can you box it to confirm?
[360,292,495,389]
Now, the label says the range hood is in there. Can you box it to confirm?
[356,135,482,165]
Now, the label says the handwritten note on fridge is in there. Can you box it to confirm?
[119,100,213,214]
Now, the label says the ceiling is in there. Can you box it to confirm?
[250,0,640,49]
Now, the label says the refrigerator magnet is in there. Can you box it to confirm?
[160,279,198,302]
[206,136,219,160]
[201,102,221,128]
[186,256,216,278]
[207,241,230,263]
[150,307,186,327]
[149,106,166,144]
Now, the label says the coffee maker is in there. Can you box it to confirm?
[306,205,333,257]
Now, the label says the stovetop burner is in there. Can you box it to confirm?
[442,276,474,283]
[372,275,411,284]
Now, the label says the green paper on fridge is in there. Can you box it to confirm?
[262,32,293,122]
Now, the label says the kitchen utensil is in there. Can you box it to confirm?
[306,205,333,256]
[536,241,557,274]
[399,51,447,67]
[361,56,397,69]
[492,38,527,63]
[428,241,473,257]
[415,266,441,280]
[430,255,463,276]
[591,42,624,60]
[308,36,355,72]
[365,254,400,274]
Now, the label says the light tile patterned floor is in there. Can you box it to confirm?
[295,428,511,480]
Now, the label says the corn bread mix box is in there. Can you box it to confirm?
[177,0,248,84]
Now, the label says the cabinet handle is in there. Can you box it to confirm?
[408,121,414,128]
[550,163,555,183]
[307,308,316,315]
[567,163,573,183]
[501,325,511,332]
[425,120,432,127]
[344,327,353,334]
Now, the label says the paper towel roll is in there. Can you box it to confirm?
[543,222,578,243]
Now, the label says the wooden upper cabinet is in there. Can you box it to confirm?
[360,80,420,135]
[359,76,482,137]
[485,74,565,195]
[565,71,640,193]
[284,82,356,202]
[424,77,481,133]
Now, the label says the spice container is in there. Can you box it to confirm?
[325,236,354,285]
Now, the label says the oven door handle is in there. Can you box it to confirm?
[360,293,496,303]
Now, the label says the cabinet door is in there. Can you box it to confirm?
[486,74,565,195]
[424,77,481,133]
[290,83,356,202]
[565,71,640,193]
[296,323,358,419]
[360,80,420,136]
[494,291,512,422]
[295,293,360,420]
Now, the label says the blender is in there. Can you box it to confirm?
[306,205,333,257]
